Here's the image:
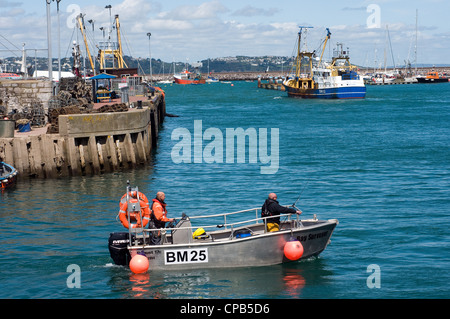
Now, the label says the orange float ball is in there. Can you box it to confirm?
[129,253,149,274]
[284,239,304,261]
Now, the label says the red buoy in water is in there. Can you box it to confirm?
[284,239,304,261]
[129,253,149,274]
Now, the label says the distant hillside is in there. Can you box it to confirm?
[0,55,295,75]
[125,55,296,74]
[2,55,448,76]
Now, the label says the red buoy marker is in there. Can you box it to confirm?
[284,239,304,261]
[129,253,149,274]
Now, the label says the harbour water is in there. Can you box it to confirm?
[0,81,449,300]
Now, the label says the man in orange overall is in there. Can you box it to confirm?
[149,191,175,244]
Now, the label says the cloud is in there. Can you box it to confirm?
[0,0,448,65]
[232,5,279,17]
[159,0,228,20]
[79,0,158,29]
[0,0,22,7]
[342,6,366,11]
[6,8,25,17]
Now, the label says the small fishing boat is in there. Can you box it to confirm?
[0,162,18,190]
[0,72,21,80]
[0,62,21,80]
[283,27,366,99]
[174,69,206,85]
[206,75,219,83]
[156,79,174,84]
[108,184,338,270]
[416,71,449,83]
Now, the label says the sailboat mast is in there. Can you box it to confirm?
[384,26,387,74]
[387,25,395,70]
[414,9,418,74]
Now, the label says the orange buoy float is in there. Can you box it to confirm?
[284,238,304,261]
[129,252,149,274]
[119,198,151,229]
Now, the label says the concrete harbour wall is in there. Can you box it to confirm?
[0,94,165,179]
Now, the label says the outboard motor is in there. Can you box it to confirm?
[108,232,134,266]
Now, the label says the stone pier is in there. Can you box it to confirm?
[0,92,165,179]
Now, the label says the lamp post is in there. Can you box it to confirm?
[56,0,61,84]
[105,5,112,40]
[99,27,105,42]
[147,32,152,84]
[46,0,53,86]
[88,19,96,74]
[105,5,113,68]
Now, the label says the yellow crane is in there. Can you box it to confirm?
[99,14,128,71]
[318,28,331,67]
[76,13,95,74]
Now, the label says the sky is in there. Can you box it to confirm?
[1,0,449,67]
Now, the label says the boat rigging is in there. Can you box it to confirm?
[72,12,137,78]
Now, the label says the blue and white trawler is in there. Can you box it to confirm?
[283,27,366,99]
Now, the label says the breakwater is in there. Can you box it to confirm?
[147,66,450,82]
[149,71,285,82]
[257,77,285,91]
[365,79,418,85]
[209,72,285,81]
[0,93,165,179]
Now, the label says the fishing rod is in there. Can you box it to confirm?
[292,181,309,210]
[278,182,309,229]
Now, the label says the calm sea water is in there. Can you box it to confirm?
[0,81,449,300]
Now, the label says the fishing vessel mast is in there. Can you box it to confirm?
[293,26,314,79]
[76,13,95,75]
[289,27,331,89]
[98,14,128,72]
[318,28,331,67]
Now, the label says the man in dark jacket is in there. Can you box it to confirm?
[261,193,302,232]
